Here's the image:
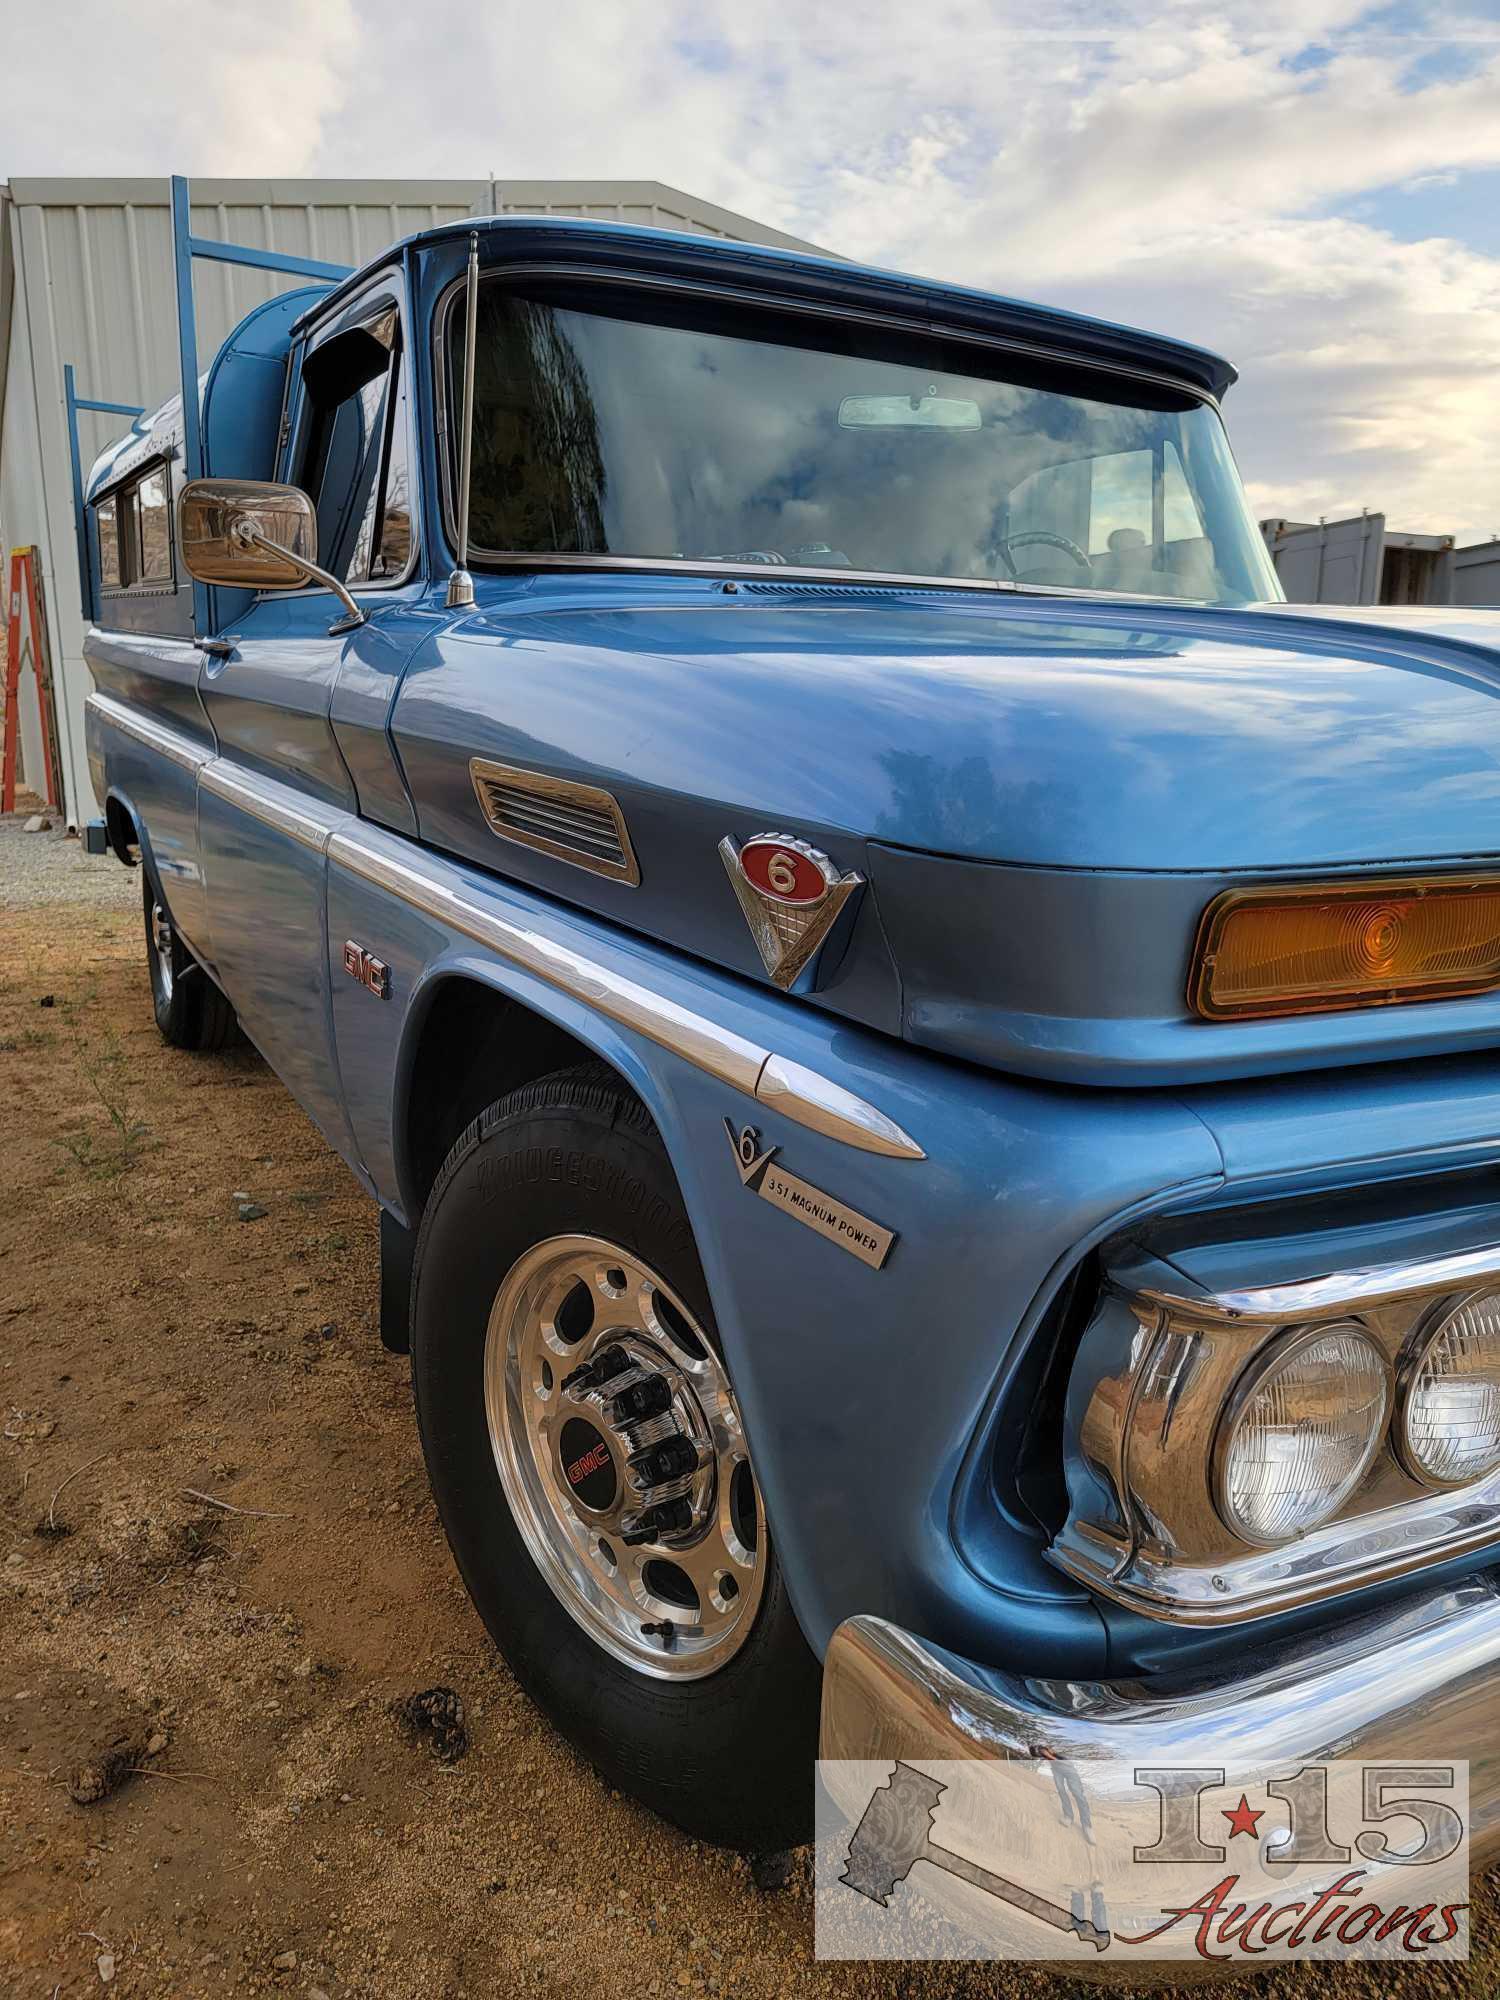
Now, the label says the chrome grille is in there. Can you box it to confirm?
[470,759,640,885]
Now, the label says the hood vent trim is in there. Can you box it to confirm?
[470,758,640,886]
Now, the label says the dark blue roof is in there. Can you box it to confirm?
[294,213,1238,402]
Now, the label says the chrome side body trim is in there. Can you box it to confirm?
[1053,1246,1500,1623]
[469,756,641,886]
[820,1584,1500,1869]
[199,759,345,854]
[753,1055,903,1152]
[87,690,209,773]
[326,824,925,1161]
[331,821,761,1085]
[93,694,919,1157]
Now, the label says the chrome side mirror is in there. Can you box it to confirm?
[178,477,367,633]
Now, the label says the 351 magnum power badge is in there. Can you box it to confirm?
[725,1121,895,1270]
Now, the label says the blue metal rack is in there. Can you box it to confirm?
[64,366,144,623]
[65,173,355,636]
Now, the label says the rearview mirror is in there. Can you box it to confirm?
[177,477,366,632]
[838,394,982,430]
[178,477,318,588]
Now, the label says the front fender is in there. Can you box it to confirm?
[324,818,1226,1673]
[388,947,690,1210]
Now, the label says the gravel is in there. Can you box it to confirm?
[5,816,1495,1998]
[0,804,135,910]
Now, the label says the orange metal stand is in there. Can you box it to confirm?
[2,546,61,813]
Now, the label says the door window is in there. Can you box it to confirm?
[1005,439,1217,592]
[1163,441,1206,542]
[1086,449,1153,553]
[1008,448,1157,553]
[350,354,414,582]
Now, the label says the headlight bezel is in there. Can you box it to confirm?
[1394,1288,1500,1492]
[1049,1242,1500,1626]
[1210,1320,1392,1548]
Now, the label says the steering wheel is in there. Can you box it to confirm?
[992,530,1092,577]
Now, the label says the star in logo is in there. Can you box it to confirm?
[1222,1793,1264,1840]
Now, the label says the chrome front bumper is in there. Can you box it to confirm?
[821,1576,1500,1864]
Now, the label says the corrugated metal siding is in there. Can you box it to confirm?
[0,177,828,821]
[1262,510,1494,608]
[1452,542,1500,607]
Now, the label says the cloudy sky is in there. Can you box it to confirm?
[8,0,1500,543]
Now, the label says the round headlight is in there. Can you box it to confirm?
[1213,1323,1390,1546]
[1396,1291,1500,1489]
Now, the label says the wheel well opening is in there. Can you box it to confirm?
[403,979,631,1215]
[104,797,140,867]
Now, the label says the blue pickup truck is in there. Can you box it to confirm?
[82,207,1500,1866]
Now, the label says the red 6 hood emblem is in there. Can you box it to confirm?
[718,831,863,990]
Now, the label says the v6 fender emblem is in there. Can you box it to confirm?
[728,1120,778,1187]
[724,1121,895,1270]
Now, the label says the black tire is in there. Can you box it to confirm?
[410,1065,821,1851]
[142,871,240,1051]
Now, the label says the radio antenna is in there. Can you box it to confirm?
[446,230,480,610]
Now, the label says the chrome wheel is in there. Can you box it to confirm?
[150,901,175,1002]
[484,1234,766,1679]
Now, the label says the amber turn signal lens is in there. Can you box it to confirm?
[1190,877,1500,1020]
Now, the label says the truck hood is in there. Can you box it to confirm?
[393,582,1500,1087]
[539,590,1500,874]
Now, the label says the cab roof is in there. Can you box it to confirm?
[291,212,1238,403]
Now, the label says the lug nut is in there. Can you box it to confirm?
[620,1496,694,1546]
[610,1373,673,1425]
[561,1345,635,1397]
[628,1435,699,1486]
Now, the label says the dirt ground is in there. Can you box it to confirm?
[2,836,1497,1998]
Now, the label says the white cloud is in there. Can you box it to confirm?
[4,0,1499,540]
[2,0,359,177]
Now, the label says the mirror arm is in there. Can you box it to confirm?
[230,520,368,633]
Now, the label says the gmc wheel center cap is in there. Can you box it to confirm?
[557,1414,618,1513]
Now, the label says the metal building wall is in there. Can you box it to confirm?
[1260,514,1388,603]
[1452,540,1500,607]
[1259,512,1474,607]
[0,177,828,823]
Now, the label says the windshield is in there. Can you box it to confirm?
[452,281,1281,606]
